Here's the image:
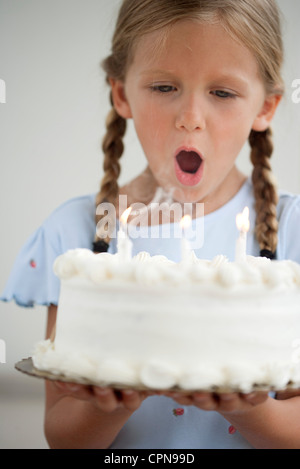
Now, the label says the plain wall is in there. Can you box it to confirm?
[0,0,300,448]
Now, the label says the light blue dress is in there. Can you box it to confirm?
[2,178,300,449]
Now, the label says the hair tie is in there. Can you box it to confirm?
[260,249,276,260]
[93,240,109,253]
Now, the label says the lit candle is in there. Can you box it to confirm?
[235,207,250,263]
[180,215,192,263]
[117,207,133,261]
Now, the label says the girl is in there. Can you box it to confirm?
[2,0,300,449]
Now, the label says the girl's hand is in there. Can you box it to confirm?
[53,381,153,413]
[276,389,300,400]
[165,390,269,414]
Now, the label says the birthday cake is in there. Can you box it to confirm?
[32,248,300,393]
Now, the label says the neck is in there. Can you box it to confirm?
[202,169,247,216]
[119,166,247,223]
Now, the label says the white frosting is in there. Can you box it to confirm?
[140,361,179,390]
[32,249,300,392]
[52,249,300,290]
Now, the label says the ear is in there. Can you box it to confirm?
[252,94,282,132]
[109,78,132,119]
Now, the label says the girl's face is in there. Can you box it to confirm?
[111,21,280,210]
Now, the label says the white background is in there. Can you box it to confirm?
[0,0,300,448]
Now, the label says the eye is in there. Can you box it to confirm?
[211,90,236,99]
[151,85,177,94]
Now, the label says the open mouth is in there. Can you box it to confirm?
[176,151,202,174]
[175,150,204,187]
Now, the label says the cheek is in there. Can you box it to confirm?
[134,108,169,151]
[211,111,253,155]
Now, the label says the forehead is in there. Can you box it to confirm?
[128,20,261,82]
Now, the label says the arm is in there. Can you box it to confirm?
[166,390,300,449]
[221,392,300,449]
[44,305,152,449]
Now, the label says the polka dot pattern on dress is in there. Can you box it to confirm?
[228,425,236,435]
[173,408,185,417]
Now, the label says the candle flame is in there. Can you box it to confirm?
[236,207,250,233]
[180,214,192,230]
[120,207,132,226]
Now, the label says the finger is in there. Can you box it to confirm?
[53,380,73,394]
[218,393,241,412]
[276,389,300,400]
[243,392,269,406]
[54,381,93,401]
[192,392,218,411]
[166,392,194,406]
[121,390,145,411]
[93,387,120,413]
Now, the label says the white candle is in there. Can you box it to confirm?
[235,207,250,263]
[117,207,133,261]
[180,215,192,263]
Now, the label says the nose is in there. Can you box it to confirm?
[175,95,206,132]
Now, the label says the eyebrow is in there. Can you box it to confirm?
[140,68,251,90]
[139,69,176,78]
[210,74,251,92]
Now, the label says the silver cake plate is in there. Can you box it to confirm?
[15,358,120,388]
[15,358,300,395]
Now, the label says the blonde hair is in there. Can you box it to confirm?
[95,0,284,257]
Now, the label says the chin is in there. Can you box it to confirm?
[170,185,204,205]
[152,172,205,205]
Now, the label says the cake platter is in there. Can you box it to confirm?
[15,357,101,387]
[15,357,300,395]
[15,357,150,390]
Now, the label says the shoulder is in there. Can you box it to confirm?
[277,190,300,261]
[45,193,96,222]
[277,190,300,224]
[0,194,97,308]
[41,193,97,250]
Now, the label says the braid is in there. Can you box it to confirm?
[94,96,127,246]
[249,128,279,258]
